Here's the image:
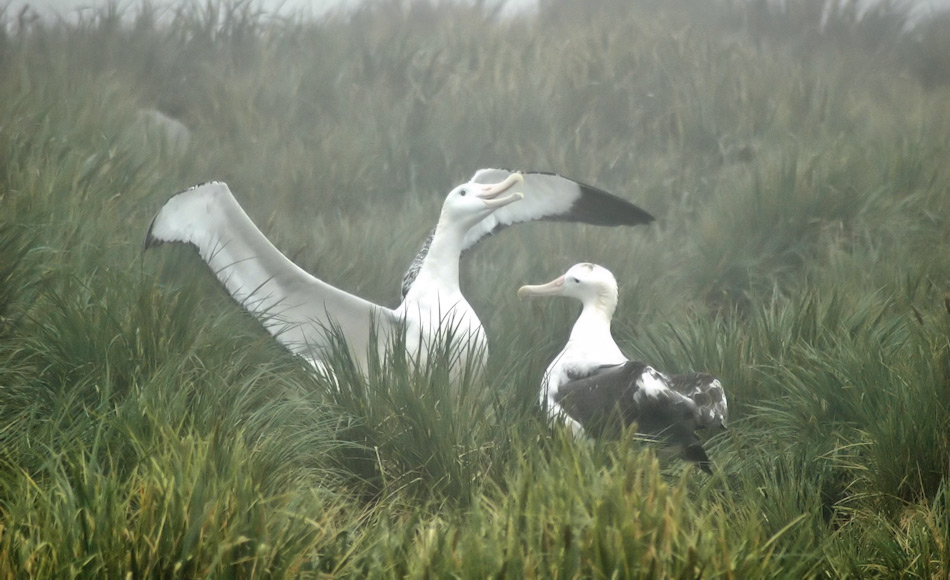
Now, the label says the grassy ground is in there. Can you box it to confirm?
[2,0,950,576]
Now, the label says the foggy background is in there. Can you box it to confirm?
[7,0,950,22]
[6,0,534,20]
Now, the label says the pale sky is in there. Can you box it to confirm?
[4,0,536,20]
[6,0,949,23]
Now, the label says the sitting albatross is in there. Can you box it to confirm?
[518,263,727,472]
[144,172,654,378]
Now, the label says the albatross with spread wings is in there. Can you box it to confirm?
[145,172,654,379]
[518,263,727,472]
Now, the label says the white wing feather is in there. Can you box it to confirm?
[145,182,397,369]
[400,169,653,299]
[463,170,582,250]
[463,169,653,252]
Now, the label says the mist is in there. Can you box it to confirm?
[8,0,950,22]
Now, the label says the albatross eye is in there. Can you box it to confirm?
[570,277,580,283]
[458,189,467,197]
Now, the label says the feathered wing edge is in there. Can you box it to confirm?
[554,361,713,473]
[401,169,655,298]
[665,372,729,429]
[144,181,398,371]
[462,170,654,250]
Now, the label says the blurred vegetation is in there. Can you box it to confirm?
[2,0,950,576]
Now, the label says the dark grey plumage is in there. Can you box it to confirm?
[666,372,728,430]
[401,228,434,299]
[554,361,713,474]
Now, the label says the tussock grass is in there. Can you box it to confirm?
[3,0,950,576]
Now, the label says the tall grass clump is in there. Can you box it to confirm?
[0,419,357,578]
[3,0,950,575]
[0,222,45,338]
[309,322,544,504]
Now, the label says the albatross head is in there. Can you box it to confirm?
[517,263,619,314]
[439,172,524,228]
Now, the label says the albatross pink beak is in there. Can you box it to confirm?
[517,276,566,299]
[477,172,524,209]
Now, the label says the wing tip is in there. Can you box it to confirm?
[143,181,224,253]
[142,218,163,252]
[142,195,176,253]
[683,443,713,474]
[576,182,655,226]
[485,170,656,226]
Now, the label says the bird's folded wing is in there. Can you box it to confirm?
[554,361,650,427]
[666,372,729,429]
[145,181,398,366]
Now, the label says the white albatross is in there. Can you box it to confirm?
[144,172,654,379]
[518,263,728,472]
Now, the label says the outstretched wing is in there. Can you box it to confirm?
[145,181,398,369]
[401,169,654,298]
[665,372,729,429]
[463,169,655,249]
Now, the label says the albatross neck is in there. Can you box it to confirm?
[569,290,618,343]
[406,216,468,297]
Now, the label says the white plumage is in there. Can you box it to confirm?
[145,174,523,377]
[145,171,654,380]
[400,169,654,298]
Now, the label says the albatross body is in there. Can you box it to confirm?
[145,172,654,379]
[518,263,728,472]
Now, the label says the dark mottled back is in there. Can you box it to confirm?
[554,360,713,473]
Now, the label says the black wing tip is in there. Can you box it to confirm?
[143,182,213,253]
[143,207,166,253]
[576,182,655,226]
[476,169,656,226]
[143,229,162,253]
[522,171,656,222]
